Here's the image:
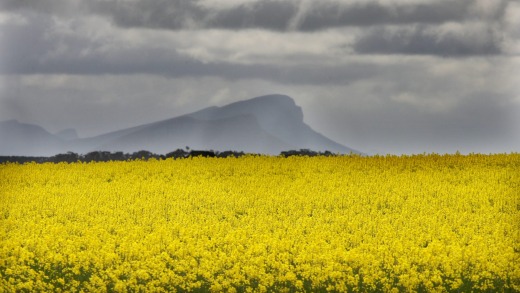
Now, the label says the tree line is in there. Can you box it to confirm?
[0,149,337,164]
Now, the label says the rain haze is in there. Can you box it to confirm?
[1,0,519,155]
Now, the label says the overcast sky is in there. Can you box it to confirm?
[1,0,519,154]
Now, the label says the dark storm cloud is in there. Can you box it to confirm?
[1,0,492,31]
[0,0,83,15]
[94,0,482,31]
[0,13,94,75]
[353,25,503,56]
[1,0,511,58]
[205,1,297,31]
[0,13,53,75]
[92,0,296,31]
[90,0,206,30]
[296,0,475,30]
[0,11,376,84]
[93,0,507,32]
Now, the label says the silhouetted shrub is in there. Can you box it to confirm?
[130,150,155,160]
[51,152,79,163]
[189,150,216,157]
[216,151,245,158]
[280,149,335,157]
[111,151,128,161]
[0,148,341,164]
[165,149,188,159]
[83,151,113,162]
[0,156,48,164]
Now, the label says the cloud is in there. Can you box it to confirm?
[304,82,519,154]
[1,0,511,59]
[90,0,207,30]
[2,54,518,154]
[93,0,509,32]
[1,0,518,155]
[1,49,379,85]
[0,0,83,16]
[1,0,498,31]
[353,23,503,56]
[0,12,375,84]
[295,0,476,31]
[94,0,483,31]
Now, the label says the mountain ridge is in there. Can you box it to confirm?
[0,94,361,156]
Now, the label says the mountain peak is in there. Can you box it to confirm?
[245,94,294,103]
[188,94,304,129]
[226,94,296,109]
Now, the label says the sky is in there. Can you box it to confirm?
[0,0,519,155]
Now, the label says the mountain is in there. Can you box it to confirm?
[0,94,361,156]
[0,120,66,156]
[186,95,353,153]
[55,128,78,141]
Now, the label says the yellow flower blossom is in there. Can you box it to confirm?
[0,154,518,291]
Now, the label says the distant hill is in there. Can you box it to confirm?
[0,94,361,156]
[0,120,65,156]
[55,128,78,141]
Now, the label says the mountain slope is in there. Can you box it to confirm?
[55,128,78,141]
[187,94,357,153]
[96,114,295,154]
[0,120,65,156]
[0,95,361,155]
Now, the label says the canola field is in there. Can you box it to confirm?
[1,154,519,292]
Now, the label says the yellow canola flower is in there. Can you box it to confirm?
[0,153,519,292]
